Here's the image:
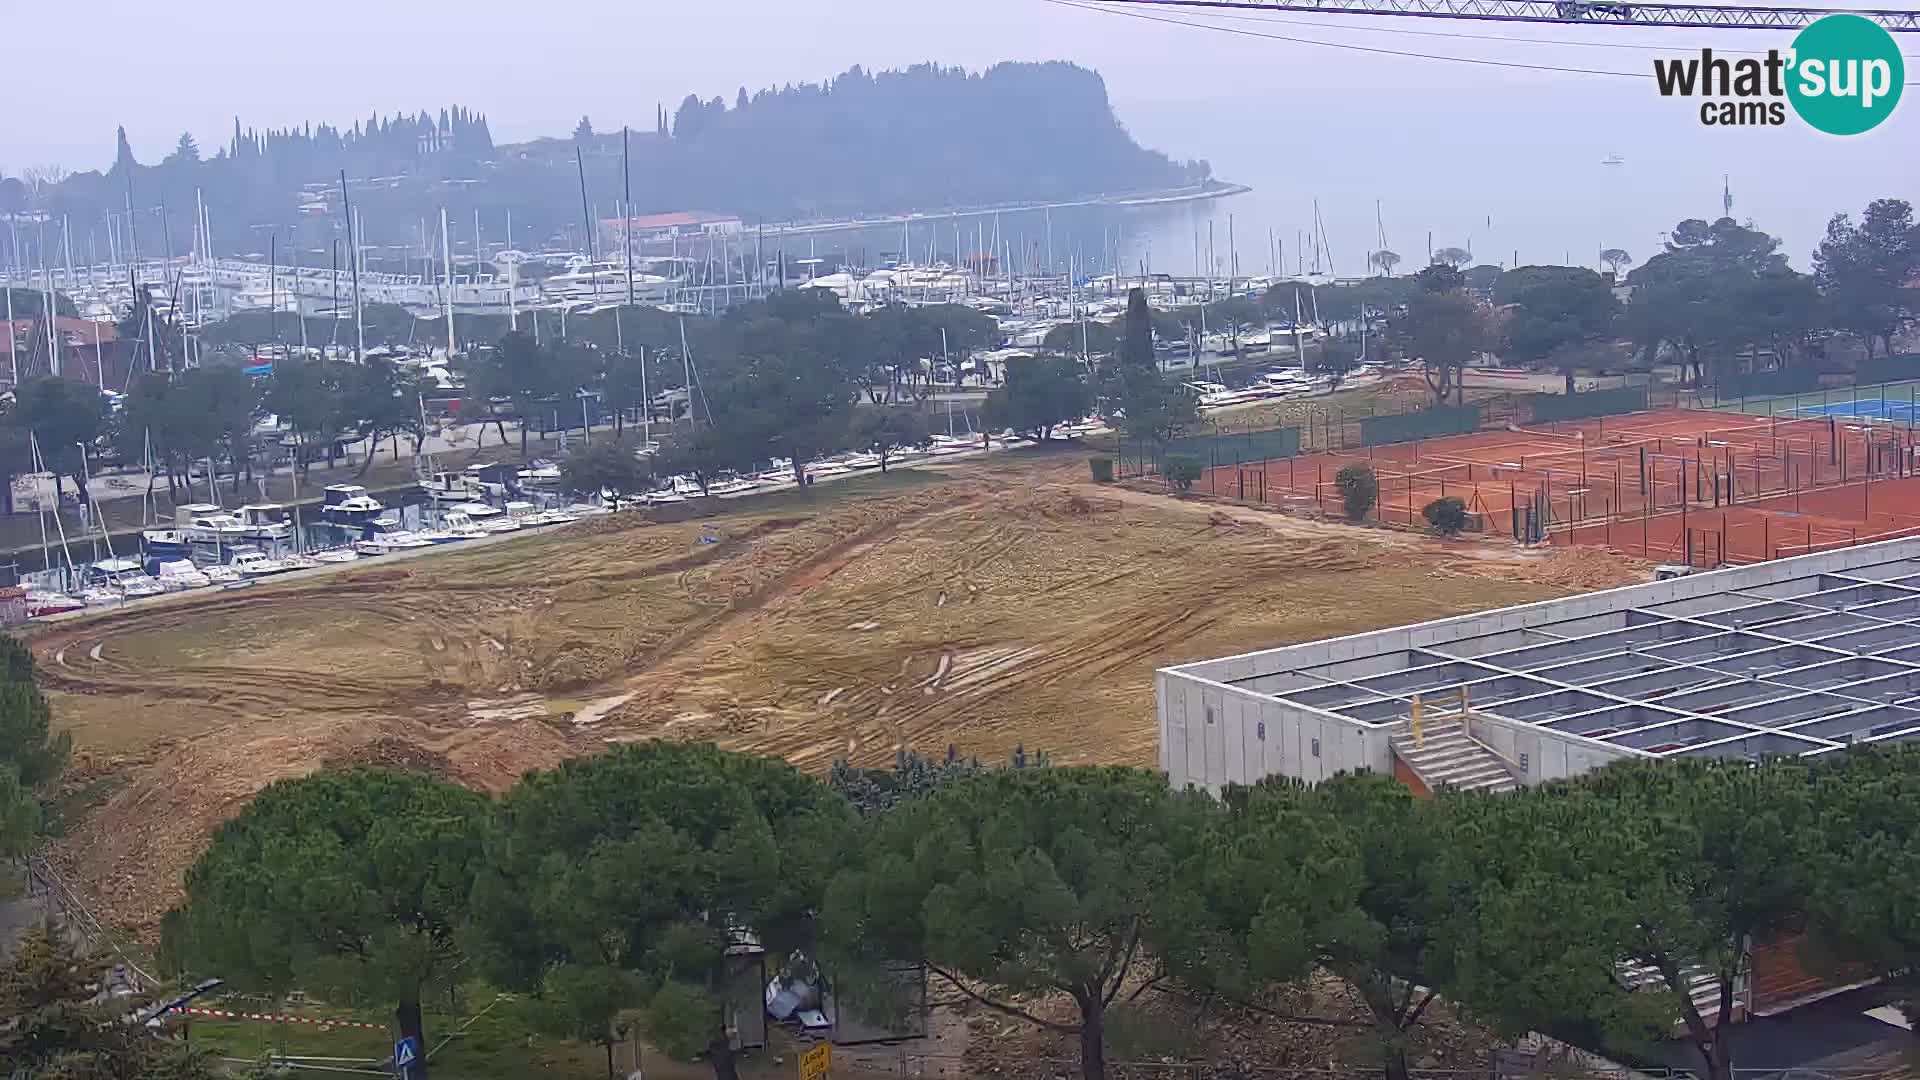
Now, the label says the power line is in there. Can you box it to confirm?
[1049,0,1652,76]
[1135,2,1920,58]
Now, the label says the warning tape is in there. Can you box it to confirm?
[168,1006,385,1031]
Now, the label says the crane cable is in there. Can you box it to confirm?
[1053,0,1920,84]
[1114,1,1920,57]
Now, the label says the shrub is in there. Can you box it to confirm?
[1423,496,1470,535]
[1164,455,1203,492]
[1335,463,1378,521]
[1089,456,1115,483]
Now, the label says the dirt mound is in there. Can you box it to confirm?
[321,737,454,778]
[998,489,1121,521]
[446,717,577,791]
[55,717,380,936]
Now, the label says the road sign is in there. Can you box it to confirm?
[798,1042,831,1080]
[394,1036,419,1068]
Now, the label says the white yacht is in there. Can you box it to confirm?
[516,463,563,491]
[26,589,85,618]
[440,512,490,540]
[177,504,248,545]
[320,485,386,526]
[153,560,212,591]
[706,476,759,497]
[229,550,292,577]
[238,504,293,541]
[89,558,164,599]
[421,470,480,501]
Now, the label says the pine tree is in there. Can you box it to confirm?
[112,126,137,175]
[166,131,199,166]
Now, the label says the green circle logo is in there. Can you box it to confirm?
[1787,14,1904,135]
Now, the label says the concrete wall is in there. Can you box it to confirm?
[1159,669,1389,794]
[1156,538,1920,792]
[1464,710,1636,784]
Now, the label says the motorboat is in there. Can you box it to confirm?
[357,519,434,552]
[229,550,293,577]
[313,548,361,564]
[202,565,243,585]
[451,501,505,522]
[440,512,490,540]
[807,459,852,478]
[927,434,976,456]
[516,462,563,490]
[87,558,164,599]
[141,528,192,559]
[452,502,520,533]
[561,503,613,518]
[504,501,544,525]
[176,503,248,544]
[643,488,687,506]
[26,589,84,618]
[841,452,883,470]
[320,485,386,526]
[420,470,479,501]
[706,477,759,497]
[77,585,123,607]
[280,553,321,571]
[670,476,708,498]
[237,504,293,541]
[153,560,212,591]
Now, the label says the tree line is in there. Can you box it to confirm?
[2,62,1203,265]
[0,293,1013,514]
[1059,198,1916,408]
[1374,200,1915,402]
[141,733,1920,1080]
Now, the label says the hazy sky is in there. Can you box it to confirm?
[6,0,1915,270]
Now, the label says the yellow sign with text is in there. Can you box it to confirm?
[799,1043,832,1080]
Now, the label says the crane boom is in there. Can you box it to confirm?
[1088,0,1920,32]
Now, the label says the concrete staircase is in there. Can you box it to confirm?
[1389,718,1520,794]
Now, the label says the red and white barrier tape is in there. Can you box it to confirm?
[169,1006,384,1030]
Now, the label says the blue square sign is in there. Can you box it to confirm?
[394,1036,419,1067]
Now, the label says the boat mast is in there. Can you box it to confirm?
[293,232,308,354]
[339,172,362,360]
[506,208,517,331]
[441,206,455,360]
[617,130,636,318]
[574,146,595,308]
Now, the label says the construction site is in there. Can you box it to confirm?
[1190,405,1920,567]
[25,452,1636,938]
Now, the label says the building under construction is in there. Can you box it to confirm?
[1158,536,1920,796]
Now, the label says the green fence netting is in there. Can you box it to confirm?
[1116,426,1301,479]
[1359,404,1481,446]
[1716,368,1820,402]
[1525,386,1650,423]
[1856,354,1920,387]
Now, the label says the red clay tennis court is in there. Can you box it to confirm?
[1197,408,1920,566]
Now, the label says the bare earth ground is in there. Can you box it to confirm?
[29,451,1645,938]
